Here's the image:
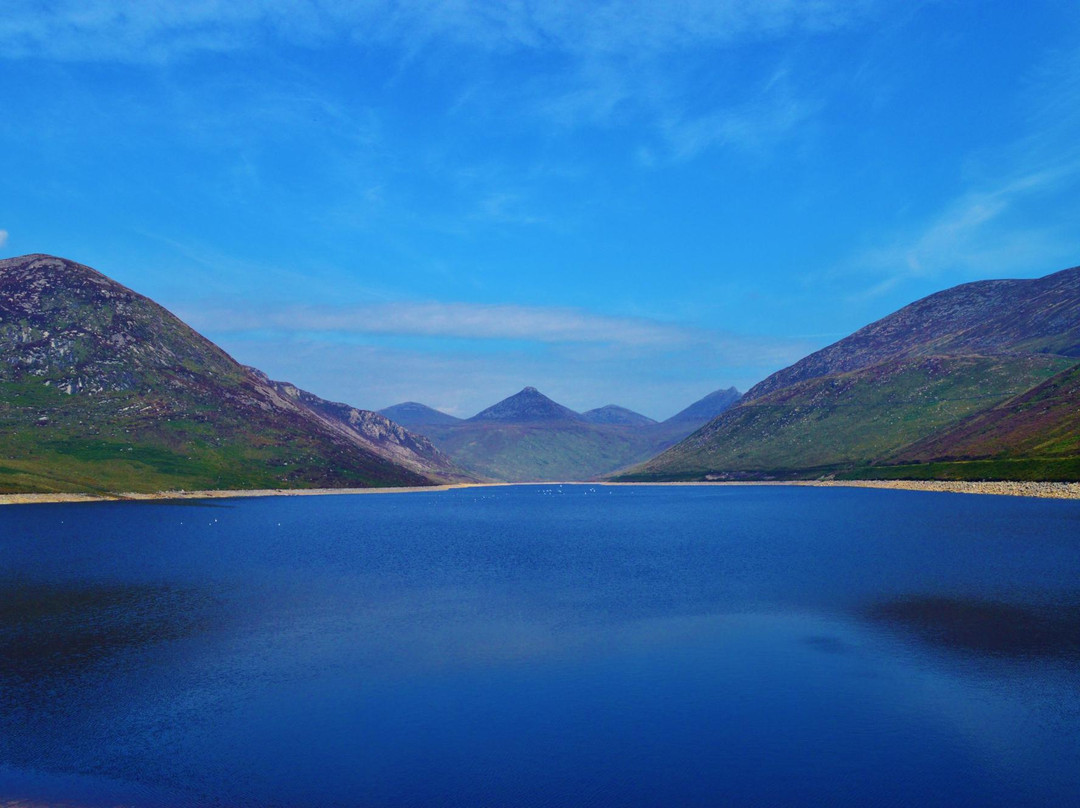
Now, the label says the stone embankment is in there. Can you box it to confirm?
[604,479,1080,499]
[802,479,1080,499]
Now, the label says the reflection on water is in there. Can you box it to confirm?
[0,580,222,808]
[0,580,217,685]
[866,596,1080,660]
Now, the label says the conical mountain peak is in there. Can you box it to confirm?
[468,387,583,423]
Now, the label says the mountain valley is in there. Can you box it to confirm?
[0,255,469,494]
[379,385,742,482]
[4,252,1080,492]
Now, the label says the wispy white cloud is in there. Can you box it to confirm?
[181,298,815,417]
[843,168,1079,299]
[835,38,1080,301]
[184,300,703,347]
[658,79,818,162]
[0,1,875,63]
[216,329,812,419]
[0,0,874,168]
[0,229,8,248]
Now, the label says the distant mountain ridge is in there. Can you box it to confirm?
[663,387,741,424]
[582,405,657,427]
[0,254,461,493]
[261,376,471,482]
[388,385,741,482]
[378,401,463,429]
[623,264,1080,482]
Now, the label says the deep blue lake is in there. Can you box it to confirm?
[1,484,1079,806]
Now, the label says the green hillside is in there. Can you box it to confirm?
[421,421,668,482]
[0,379,430,494]
[620,355,1072,480]
[409,386,740,482]
[0,254,444,494]
[843,361,1080,482]
[620,263,1080,483]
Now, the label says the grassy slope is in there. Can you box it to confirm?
[849,360,1080,481]
[0,255,434,494]
[0,379,430,495]
[892,361,1080,460]
[841,458,1080,483]
[419,421,686,482]
[619,354,1074,481]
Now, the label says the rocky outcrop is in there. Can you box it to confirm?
[0,254,447,493]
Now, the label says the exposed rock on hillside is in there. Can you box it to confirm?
[0,254,451,493]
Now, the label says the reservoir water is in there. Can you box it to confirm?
[1,484,1078,806]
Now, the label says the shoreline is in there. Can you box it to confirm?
[598,479,1080,500]
[0,482,495,506]
[3,478,1080,505]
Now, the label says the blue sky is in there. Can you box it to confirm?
[3,1,1080,418]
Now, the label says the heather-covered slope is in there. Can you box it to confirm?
[747,265,1080,401]
[623,355,1072,480]
[861,362,1080,481]
[623,265,1080,482]
[0,254,442,494]
[895,362,1080,461]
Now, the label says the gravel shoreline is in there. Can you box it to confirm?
[602,479,1080,499]
[799,479,1080,499]
[3,478,1080,505]
[0,483,486,506]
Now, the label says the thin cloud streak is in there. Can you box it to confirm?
[180,299,816,417]
[185,300,725,349]
[844,163,1080,303]
[218,334,811,420]
[0,1,867,163]
[832,33,1080,304]
[659,88,817,162]
[0,1,876,63]
[844,168,1074,298]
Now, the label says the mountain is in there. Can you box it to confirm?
[663,387,741,425]
[747,266,1080,401]
[0,254,455,494]
[877,362,1080,481]
[468,386,583,423]
[401,386,740,482]
[581,405,657,427]
[264,377,472,482]
[378,401,463,429]
[413,387,615,481]
[621,264,1080,482]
